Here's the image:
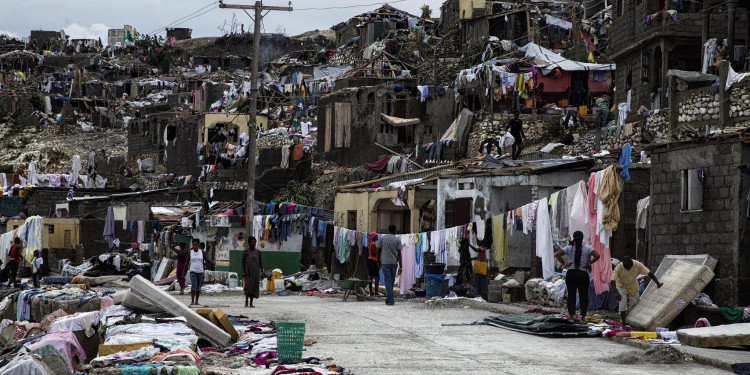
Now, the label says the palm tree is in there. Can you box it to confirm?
[421,5,432,19]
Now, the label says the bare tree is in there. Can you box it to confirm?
[217,13,242,35]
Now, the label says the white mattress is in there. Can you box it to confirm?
[626,260,714,331]
[677,322,750,347]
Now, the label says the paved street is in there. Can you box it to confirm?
[176,293,730,374]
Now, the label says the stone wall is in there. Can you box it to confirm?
[466,113,562,158]
[677,88,720,124]
[648,140,745,306]
[729,83,750,119]
[573,110,669,155]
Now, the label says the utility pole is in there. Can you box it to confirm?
[569,0,583,61]
[219,0,293,243]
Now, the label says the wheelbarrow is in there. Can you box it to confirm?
[337,279,369,301]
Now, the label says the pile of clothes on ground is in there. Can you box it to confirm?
[62,251,150,278]
[0,280,352,374]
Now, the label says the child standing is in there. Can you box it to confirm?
[31,250,43,288]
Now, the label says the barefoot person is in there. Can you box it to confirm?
[241,236,263,308]
[611,255,663,324]
[171,244,189,295]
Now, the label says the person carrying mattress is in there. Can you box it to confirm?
[611,255,663,325]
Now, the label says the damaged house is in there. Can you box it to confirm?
[609,0,749,122]
[316,52,456,167]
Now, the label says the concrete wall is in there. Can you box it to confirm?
[6,218,80,249]
[128,117,165,169]
[648,140,747,306]
[334,188,420,233]
[165,117,201,176]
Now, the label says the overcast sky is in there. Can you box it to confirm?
[0,0,445,44]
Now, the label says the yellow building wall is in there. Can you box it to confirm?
[459,0,486,19]
[334,189,420,234]
[202,113,252,147]
[6,218,80,249]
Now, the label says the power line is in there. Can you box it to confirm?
[144,1,219,35]
[295,0,408,11]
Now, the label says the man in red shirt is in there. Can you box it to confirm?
[7,238,22,288]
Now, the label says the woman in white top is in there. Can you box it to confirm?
[554,231,600,319]
[187,239,210,306]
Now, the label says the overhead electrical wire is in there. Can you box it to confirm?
[144,0,219,35]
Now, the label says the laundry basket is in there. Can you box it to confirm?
[275,322,306,364]
[425,274,445,297]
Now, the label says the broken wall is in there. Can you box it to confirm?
[317,83,456,167]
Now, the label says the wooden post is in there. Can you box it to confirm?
[219,0,292,244]
[668,74,677,138]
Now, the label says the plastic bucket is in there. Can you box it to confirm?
[227,272,238,288]
[274,279,285,292]
[426,274,445,297]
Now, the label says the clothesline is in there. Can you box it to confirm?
[328,159,629,296]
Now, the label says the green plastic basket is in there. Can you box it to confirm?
[276,321,306,364]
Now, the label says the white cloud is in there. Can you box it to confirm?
[0,30,21,40]
[63,23,109,43]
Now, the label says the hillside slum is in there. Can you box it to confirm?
[1,0,750,373]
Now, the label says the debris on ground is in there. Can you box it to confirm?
[613,345,691,365]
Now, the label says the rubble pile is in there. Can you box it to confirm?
[415,57,463,87]
[466,119,503,158]
[524,277,567,307]
[678,91,720,123]
[257,134,295,150]
[310,162,350,210]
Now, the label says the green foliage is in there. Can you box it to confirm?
[273,180,314,206]
[421,5,432,19]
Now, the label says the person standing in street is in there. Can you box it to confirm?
[457,238,473,285]
[7,238,22,288]
[506,112,525,159]
[366,232,381,297]
[469,243,489,301]
[377,225,402,305]
[554,231,600,319]
[31,250,43,288]
[611,255,663,324]
[187,239,209,306]
[171,244,189,295]
[242,236,263,308]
